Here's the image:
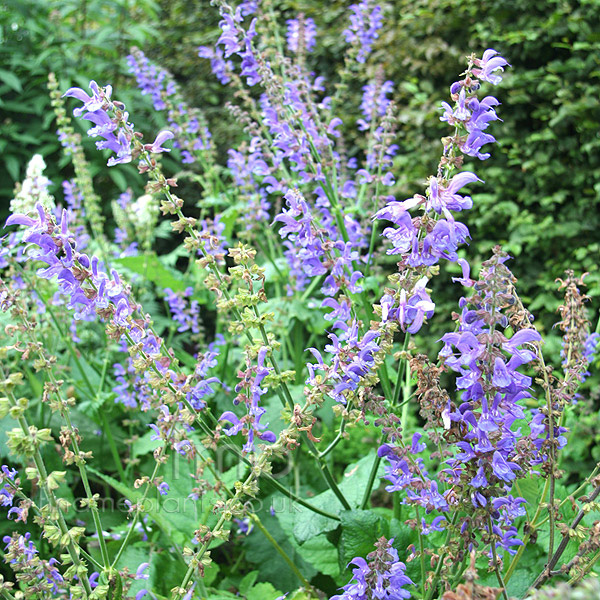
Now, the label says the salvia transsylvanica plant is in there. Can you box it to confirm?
[0,1,598,600]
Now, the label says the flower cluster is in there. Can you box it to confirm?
[220,346,276,453]
[378,433,449,514]
[373,49,509,337]
[3,533,65,596]
[197,45,233,85]
[215,3,261,86]
[332,537,413,599]
[439,252,543,555]
[343,1,384,64]
[126,49,176,110]
[286,15,317,54]
[275,188,365,306]
[380,249,544,560]
[307,320,381,405]
[6,205,134,324]
[0,465,24,522]
[9,154,55,216]
[358,77,394,131]
[164,287,202,335]
[128,47,213,166]
[63,80,173,166]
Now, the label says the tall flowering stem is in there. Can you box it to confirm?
[0,366,95,596]
[2,295,111,574]
[60,80,354,511]
[48,73,109,261]
[519,271,600,588]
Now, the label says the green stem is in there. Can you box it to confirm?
[415,506,426,595]
[360,449,382,510]
[172,471,256,600]
[392,336,410,406]
[99,409,127,483]
[488,516,509,600]
[110,428,175,569]
[250,306,352,511]
[3,389,93,597]
[62,408,111,570]
[148,159,353,512]
[8,481,104,572]
[318,421,347,459]
[300,274,324,303]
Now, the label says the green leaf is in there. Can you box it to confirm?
[246,583,283,600]
[204,561,220,587]
[113,254,187,293]
[108,168,129,191]
[296,533,339,577]
[290,452,384,544]
[87,458,236,548]
[132,430,161,458]
[506,569,533,598]
[4,155,20,181]
[244,497,317,592]
[0,69,22,92]
[239,571,259,596]
[339,510,389,567]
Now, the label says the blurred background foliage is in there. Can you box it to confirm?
[1,0,599,341]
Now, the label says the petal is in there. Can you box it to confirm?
[5,214,36,228]
[62,87,91,102]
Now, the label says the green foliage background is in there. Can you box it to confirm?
[4,0,598,328]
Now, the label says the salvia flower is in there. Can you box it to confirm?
[0,466,18,511]
[286,15,317,54]
[358,79,394,130]
[63,80,173,166]
[307,320,381,404]
[164,287,202,335]
[126,49,176,110]
[472,49,510,85]
[332,537,413,599]
[344,1,384,64]
[220,346,276,453]
[198,45,233,85]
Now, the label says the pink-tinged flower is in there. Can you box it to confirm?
[472,49,510,85]
[63,80,110,116]
[426,172,482,214]
[145,130,174,153]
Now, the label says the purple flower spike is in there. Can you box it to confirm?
[286,16,317,54]
[332,538,413,600]
[344,1,384,63]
